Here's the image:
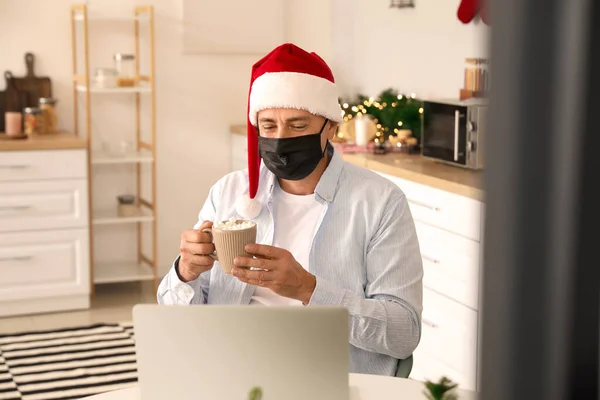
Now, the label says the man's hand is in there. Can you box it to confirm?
[232,244,316,304]
[178,221,216,282]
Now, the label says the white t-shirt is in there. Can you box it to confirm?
[249,183,323,306]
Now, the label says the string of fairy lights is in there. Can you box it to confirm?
[339,91,424,142]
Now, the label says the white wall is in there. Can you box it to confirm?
[332,0,490,100]
[0,0,332,276]
[286,0,332,63]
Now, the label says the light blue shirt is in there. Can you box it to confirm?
[157,146,423,376]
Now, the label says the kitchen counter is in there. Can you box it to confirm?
[0,131,87,151]
[341,152,484,201]
[229,124,484,201]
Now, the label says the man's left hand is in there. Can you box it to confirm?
[232,244,316,304]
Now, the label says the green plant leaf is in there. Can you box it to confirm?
[248,386,262,400]
[423,376,460,400]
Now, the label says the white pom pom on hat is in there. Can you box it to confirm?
[235,193,263,220]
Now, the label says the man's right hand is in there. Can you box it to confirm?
[177,221,216,282]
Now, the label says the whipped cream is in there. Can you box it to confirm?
[214,217,255,231]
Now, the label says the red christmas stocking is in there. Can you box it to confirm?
[457,0,480,24]
[480,0,490,25]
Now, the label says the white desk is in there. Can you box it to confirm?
[83,373,478,400]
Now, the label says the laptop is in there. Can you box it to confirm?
[132,304,350,400]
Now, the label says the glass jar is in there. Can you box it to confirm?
[23,107,43,136]
[39,98,58,133]
[464,58,489,93]
[113,53,136,87]
[102,139,134,157]
[93,67,118,88]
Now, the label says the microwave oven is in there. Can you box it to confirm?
[420,99,487,169]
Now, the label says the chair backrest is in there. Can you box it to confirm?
[395,354,413,378]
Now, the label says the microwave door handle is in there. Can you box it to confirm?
[454,110,460,161]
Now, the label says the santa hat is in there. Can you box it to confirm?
[235,43,344,220]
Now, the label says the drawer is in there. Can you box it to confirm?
[0,149,87,182]
[415,221,480,310]
[0,228,90,302]
[0,179,88,233]
[416,288,478,389]
[375,171,482,241]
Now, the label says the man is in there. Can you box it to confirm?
[157,43,423,376]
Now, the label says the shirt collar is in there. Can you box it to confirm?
[261,142,342,204]
[314,142,343,203]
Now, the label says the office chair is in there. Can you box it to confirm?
[395,354,413,378]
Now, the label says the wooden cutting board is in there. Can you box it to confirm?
[0,90,5,132]
[0,73,28,132]
[8,53,52,107]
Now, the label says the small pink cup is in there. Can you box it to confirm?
[5,112,22,136]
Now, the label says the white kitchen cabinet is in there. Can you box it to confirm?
[415,221,480,311]
[0,149,87,182]
[376,172,482,242]
[412,288,479,390]
[0,229,90,301]
[0,179,88,233]
[0,149,90,317]
[374,170,483,392]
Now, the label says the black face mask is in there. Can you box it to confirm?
[258,119,329,180]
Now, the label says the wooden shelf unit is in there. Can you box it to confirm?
[71,4,159,293]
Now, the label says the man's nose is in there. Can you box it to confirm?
[273,127,290,139]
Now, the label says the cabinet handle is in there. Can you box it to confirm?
[0,205,32,211]
[0,255,33,262]
[422,254,440,264]
[407,198,440,212]
[422,318,438,329]
[0,165,30,170]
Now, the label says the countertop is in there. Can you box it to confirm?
[0,132,87,151]
[340,152,484,201]
[230,124,484,201]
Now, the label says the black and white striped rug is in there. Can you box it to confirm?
[0,323,138,400]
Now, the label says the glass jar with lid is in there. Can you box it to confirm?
[113,53,136,87]
[23,107,43,136]
[39,98,58,133]
[93,67,118,88]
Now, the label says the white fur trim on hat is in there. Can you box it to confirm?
[249,72,343,125]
